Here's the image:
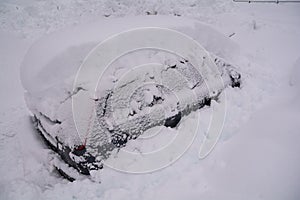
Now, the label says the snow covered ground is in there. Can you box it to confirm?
[0,0,300,199]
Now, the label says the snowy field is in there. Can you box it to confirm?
[0,0,300,199]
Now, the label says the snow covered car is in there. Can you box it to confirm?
[21,16,241,181]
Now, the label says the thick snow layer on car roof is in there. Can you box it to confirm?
[20,16,239,94]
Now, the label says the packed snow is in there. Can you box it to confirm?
[0,0,300,200]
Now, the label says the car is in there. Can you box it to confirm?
[21,16,241,181]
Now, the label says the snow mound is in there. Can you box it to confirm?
[21,16,241,176]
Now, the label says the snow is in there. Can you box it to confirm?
[1,0,300,200]
[21,16,239,159]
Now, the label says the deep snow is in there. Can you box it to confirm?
[0,0,300,199]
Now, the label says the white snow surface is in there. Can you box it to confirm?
[0,0,300,200]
